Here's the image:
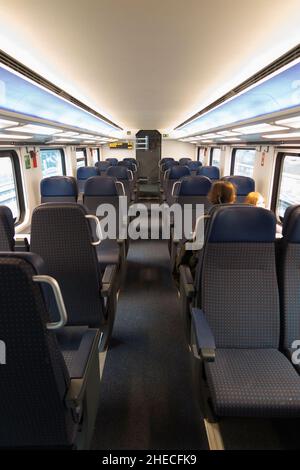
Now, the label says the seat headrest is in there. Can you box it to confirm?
[0,252,46,275]
[168,165,191,180]
[84,176,118,196]
[117,160,136,171]
[178,176,212,196]
[162,160,179,171]
[95,161,110,170]
[107,165,129,180]
[207,205,276,243]
[222,176,255,195]
[77,166,99,180]
[179,158,192,165]
[160,158,174,165]
[40,176,78,197]
[105,158,118,166]
[197,166,220,180]
[123,158,137,163]
[187,161,203,171]
[0,206,15,250]
[282,205,300,243]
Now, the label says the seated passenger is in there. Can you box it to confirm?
[207,181,236,205]
[245,191,265,208]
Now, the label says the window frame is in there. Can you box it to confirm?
[209,147,221,166]
[271,152,300,222]
[76,147,87,167]
[40,147,66,177]
[230,147,256,176]
[92,148,100,164]
[0,150,25,225]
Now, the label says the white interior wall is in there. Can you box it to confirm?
[101,144,136,161]
[162,140,196,161]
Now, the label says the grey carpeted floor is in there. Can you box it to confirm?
[92,239,208,450]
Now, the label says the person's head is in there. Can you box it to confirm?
[208,181,236,205]
[244,191,265,208]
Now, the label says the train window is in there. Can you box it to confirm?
[210,148,221,167]
[0,151,24,223]
[92,148,100,164]
[276,154,300,219]
[76,148,87,168]
[231,148,256,177]
[40,149,66,177]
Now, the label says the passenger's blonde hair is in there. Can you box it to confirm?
[244,191,265,207]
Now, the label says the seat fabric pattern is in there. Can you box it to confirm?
[0,206,15,251]
[205,349,300,417]
[0,257,74,447]
[31,204,104,327]
[202,243,280,348]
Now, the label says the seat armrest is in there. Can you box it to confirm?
[64,328,100,409]
[101,264,117,297]
[14,237,30,252]
[191,308,215,362]
[179,265,195,299]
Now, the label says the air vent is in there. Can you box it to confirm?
[176,43,300,130]
[0,49,122,130]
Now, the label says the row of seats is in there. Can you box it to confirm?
[0,159,140,448]
[178,203,300,421]
[0,199,121,447]
[77,165,136,199]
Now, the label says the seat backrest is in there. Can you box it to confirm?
[280,205,300,351]
[176,176,212,213]
[160,160,179,185]
[197,165,220,180]
[164,166,191,205]
[222,175,255,202]
[95,161,111,174]
[0,252,74,448]
[77,167,99,193]
[118,160,137,172]
[0,206,15,251]
[41,176,78,203]
[186,161,203,174]
[160,157,174,166]
[105,158,118,166]
[179,158,192,165]
[107,166,132,199]
[123,158,137,165]
[83,175,124,213]
[198,205,279,349]
[31,203,104,327]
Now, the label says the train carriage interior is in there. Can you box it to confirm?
[1,0,300,453]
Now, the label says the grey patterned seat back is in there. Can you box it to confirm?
[164,166,191,205]
[83,176,127,237]
[0,206,15,251]
[199,205,279,349]
[280,205,300,352]
[31,203,104,327]
[0,253,74,448]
